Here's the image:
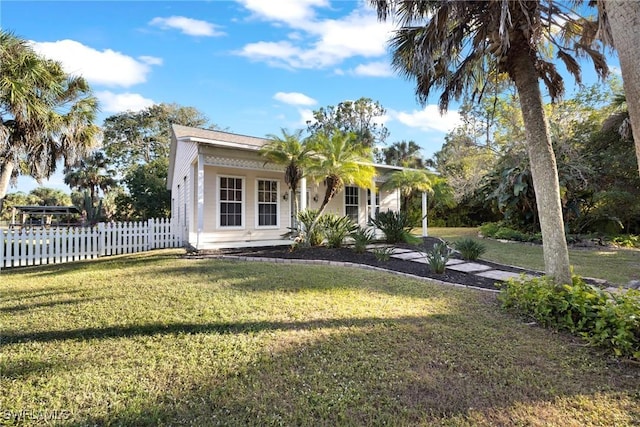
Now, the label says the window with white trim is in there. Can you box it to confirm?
[367,188,380,222]
[344,186,359,222]
[257,179,278,227]
[219,176,243,227]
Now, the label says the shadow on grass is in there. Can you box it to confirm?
[0,286,84,303]
[1,314,441,346]
[65,315,640,426]
[0,297,106,314]
[148,259,483,301]
[0,249,183,278]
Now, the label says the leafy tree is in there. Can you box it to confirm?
[0,192,37,221]
[115,158,171,220]
[64,151,117,204]
[28,187,72,207]
[102,103,211,171]
[259,129,311,224]
[378,140,425,168]
[0,30,100,212]
[0,188,71,222]
[373,0,608,284]
[305,132,376,233]
[306,97,389,149]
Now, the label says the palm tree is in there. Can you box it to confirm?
[380,140,425,168]
[64,151,117,204]
[0,30,100,212]
[372,1,608,284]
[382,169,433,211]
[259,129,311,223]
[598,1,640,175]
[305,132,376,232]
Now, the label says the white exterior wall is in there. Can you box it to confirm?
[170,139,198,244]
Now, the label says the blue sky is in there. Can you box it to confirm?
[2,0,617,194]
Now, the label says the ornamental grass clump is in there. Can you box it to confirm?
[351,227,376,253]
[426,242,452,274]
[454,238,487,261]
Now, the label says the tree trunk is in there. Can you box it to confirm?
[0,161,15,214]
[604,0,640,176]
[510,55,572,284]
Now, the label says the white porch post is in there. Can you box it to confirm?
[196,154,204,249]
[369,178,376,223]
[422,191,428,237]
[300,178,307,209]
[298,177,307,228]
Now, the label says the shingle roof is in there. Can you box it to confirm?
[172,124,269,148]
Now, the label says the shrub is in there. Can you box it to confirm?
[479,222,528,241]
[426,242,451,274]
[610,234,640,248]
[351,227,376,253]
[371,210,421,244]
[499,276,640,360]
[454,238,486,261]
[323,214,357,248]
[372,246,393,262]
[296,209,324,247]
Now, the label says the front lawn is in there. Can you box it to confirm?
[1,250,638,426]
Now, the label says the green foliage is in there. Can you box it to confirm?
[115,158,171,220]
[102,103,211,171]
[610,234,640,248]
[296,209,324,247]
[79,191,104,226]
[306,97,389,149]
[500,276,640,360]
[351,227,376,253]
[454,238,486,261]
[479,222,538,243]
[0,189,74,222]
[0,30,99,194]
[323,214,357,248]
[372,246,393,262]
[371,210,420,244]
[425,242,452,274]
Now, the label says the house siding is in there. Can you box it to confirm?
[170,139,198,243]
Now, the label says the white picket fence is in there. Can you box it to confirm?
[0,218,182,270]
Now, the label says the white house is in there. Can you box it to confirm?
[167,124,428,249]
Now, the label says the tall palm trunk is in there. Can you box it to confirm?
[604,0,640,176]
[0,161,15,213]
[510,53,572,284]
[308,176,340,234]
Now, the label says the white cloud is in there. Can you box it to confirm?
[239,0,329,26]
[352,61,393,77]
[139,55,163,66]
[235,1,393,70]
[610,65,622,76]
[273,91,317,106]
[96,91,155,113]
[30,40,157,87]
[392,105,461,133]
[149,16,225,37]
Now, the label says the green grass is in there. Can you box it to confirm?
[426,227,640,285]
[1,249,639,426]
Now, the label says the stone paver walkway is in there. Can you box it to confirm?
[368,245,537,285]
